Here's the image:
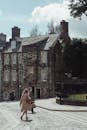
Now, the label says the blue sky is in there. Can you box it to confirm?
[0,0,87,40]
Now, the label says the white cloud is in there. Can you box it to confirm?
[28,0,87,38]
[28,1,70,25]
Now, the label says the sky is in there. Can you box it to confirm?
[0,0,87,40]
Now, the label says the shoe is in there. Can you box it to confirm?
[32,111,35,114]
[20,116,22,120]
[26,117,28,121]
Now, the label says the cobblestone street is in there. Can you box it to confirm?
[0,99,87,130]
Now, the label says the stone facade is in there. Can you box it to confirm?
[0,52,22,101]
[0,20,70,101]
[0,49,57,100]
[21,46,56,99]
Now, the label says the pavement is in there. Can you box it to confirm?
[35,98,87,111]
[0,98,87,130]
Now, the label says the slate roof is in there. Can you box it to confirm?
[44,34,59,50]
[4,34,60,52]
[21,34,60,50]
[21,35,48,46]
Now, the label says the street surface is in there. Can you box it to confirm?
[0,98,87,130]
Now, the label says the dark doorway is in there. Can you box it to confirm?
[36,89,40,99]
[32,86,34,97]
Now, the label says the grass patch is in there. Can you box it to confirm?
[67,93,87,101]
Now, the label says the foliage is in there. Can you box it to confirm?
[69,0,87,18]
[55,24,61,34]
[64,39,84,77]
[47,20,61,34]
[68,93,87,101]
[47,20,55,34]
[30,25,39,37]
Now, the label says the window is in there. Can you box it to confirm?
[4,70,10,81]
[12,70,17,81]
[41,51,47,64]
[4,54,9,65]
[3,91,9,101]
[11,53,16,64]
[41,68,48,82]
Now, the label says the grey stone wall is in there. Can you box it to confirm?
[0,53,21,100]
[0,48,58,101]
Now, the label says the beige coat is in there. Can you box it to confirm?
[20,93,32,112]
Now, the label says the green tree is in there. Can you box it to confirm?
[30,25,39,37]
[69,0,87,18]
[55,24,61,34]
[47,20,61,34]
[64,39,84,78]
[47,20,55,34]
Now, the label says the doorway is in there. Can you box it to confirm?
[32,86,34,97]
[36,89,40,99]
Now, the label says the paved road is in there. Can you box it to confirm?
[0,102,87,130]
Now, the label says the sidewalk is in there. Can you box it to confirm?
[35,98,87,112]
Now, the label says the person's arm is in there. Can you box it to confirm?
[20,96,23,106]
[27,96,32,103]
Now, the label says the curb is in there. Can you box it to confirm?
[36,106,87,112]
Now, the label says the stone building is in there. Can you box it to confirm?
[0,33,6,52]
[0,20,70,101]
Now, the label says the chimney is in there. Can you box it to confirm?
[0,33,6,42]
[60,20,69,39]
[12,26,20,40]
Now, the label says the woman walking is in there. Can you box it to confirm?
[20,88,32,121]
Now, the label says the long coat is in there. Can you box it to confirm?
[20,93,32,112]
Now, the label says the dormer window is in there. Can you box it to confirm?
[11,40,16,50]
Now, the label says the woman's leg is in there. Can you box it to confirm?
[25,111,28,120]
[21,111,25,120]
[31,107,34,113]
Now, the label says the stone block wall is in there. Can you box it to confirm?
[0,47,58,101]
